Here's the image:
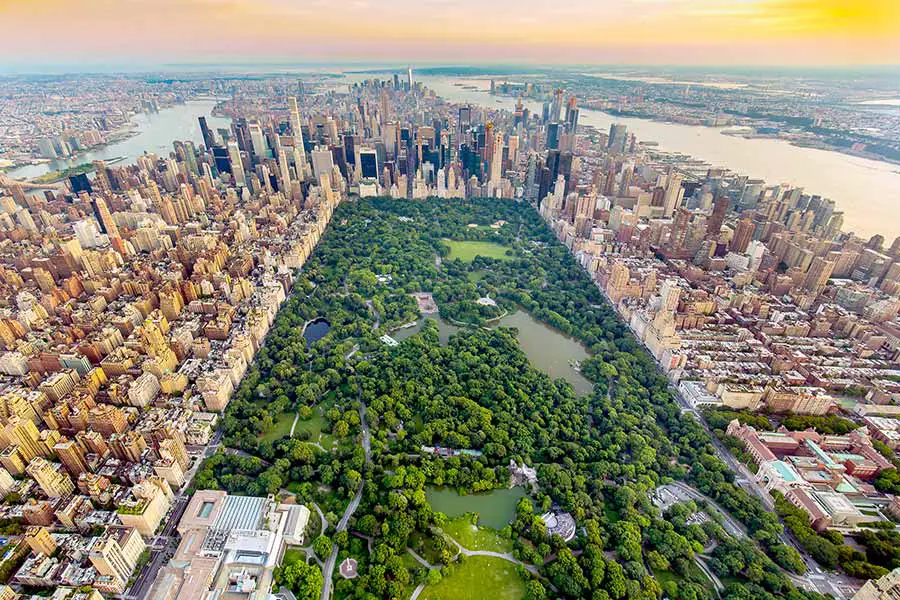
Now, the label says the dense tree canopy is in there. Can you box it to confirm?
[196,198,838,600]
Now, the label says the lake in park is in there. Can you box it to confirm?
[303,318,331,345]
[391,310,593,395]
[492,310,593,396]
[426,486,526,530]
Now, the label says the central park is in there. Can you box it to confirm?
[191,197,862,600]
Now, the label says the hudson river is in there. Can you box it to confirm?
[418,75,900,240]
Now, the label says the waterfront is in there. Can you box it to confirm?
[390,313,461,345]
[415,75,900,240]
[6,99,230,180]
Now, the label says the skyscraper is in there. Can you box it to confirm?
[608,124,628,154]
[91,197,120,239]
[662,173,684,218]
[288,97,308,175]
[803,257,835,293]
[550,89,564,123]
[198,116,215,150]
[311,146,335,179]
[546,123,560,151]
[730,217,755,253]
[707,196,729,236]
[359,147,379,180]
[407,66,413,91]
[489,131,504,183]
[226,141,246,187]
[564,96,579,134]
[248,123,268,160]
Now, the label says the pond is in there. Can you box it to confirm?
[303,318,331,345]
[426,486,526,530]
[492,310,593,396]
[390,313,461,345]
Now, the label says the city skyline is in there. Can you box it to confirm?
[1,48,900,600]
[1,0,899,68]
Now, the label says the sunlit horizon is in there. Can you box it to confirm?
[1,0,898,70]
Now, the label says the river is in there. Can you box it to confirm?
[415,75,900,240]
[6,99,231,180]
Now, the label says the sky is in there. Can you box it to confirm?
[1,0,898,68]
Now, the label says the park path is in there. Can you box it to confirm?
[450,544,540,575]
[321,398,371,600]
[312,503,328,535]
[667,482,747,539]
[696,555,725,595]
[406,547,438,570]
[406,535,557,600]
[289,412,300,437]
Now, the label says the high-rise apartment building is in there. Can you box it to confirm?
[803,257,836,293]
[90,527,146,586]
[54,439,90,476]
[26,457,75,497]
[731,217,755,253]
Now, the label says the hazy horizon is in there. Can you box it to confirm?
[2,0,898,69]
[1,61,899,77]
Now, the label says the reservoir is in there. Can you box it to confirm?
[415,75,900,240]
[6,99,231,180]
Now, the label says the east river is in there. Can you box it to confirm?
[6,99,230,180]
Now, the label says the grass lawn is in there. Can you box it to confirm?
[467,270,487,283]
[604,504,621,524]
[259,412,296,443]
[420,556,526,600]
[442,516,513,553]
[282,548,308,566]
[443,239,511,263]
[410,531,450,566]
[294,408,337,450]
[652,568,682,587]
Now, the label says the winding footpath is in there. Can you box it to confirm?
[408,534,557,600]
[321,399,371,600]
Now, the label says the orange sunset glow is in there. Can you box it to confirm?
[1,0,898,66]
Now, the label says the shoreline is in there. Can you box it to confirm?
[4,98,225,181]
[494,91,900,169]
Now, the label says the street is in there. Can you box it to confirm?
[669,385,860,599]
[123,429,223,600]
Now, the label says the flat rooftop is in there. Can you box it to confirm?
[215,495,266,532]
